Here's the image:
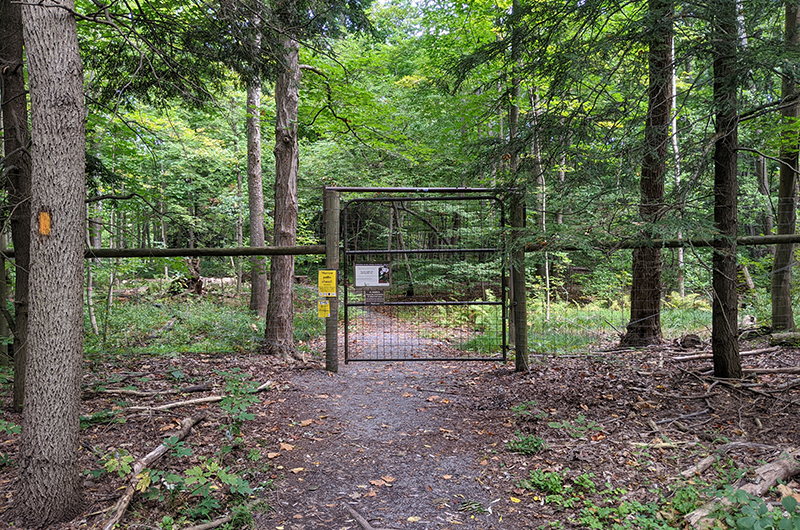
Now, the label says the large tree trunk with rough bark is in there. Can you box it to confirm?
[711,0,742,379]
[621,0,672,347]
[247,80,268,317]
[0,0,31,413]
[264,37,300,358]
[771,2,800,332]
[15,0,86,523]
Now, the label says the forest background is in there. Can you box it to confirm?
[3,0,800,524]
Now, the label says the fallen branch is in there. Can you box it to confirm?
[126,381,274,412]
[681,442,780,478]
[631,441,696,450]
[656,408,710,425]
[101,413,207,530]
[181,501,263,530]
[127,395,223,411]
[685,449,800,528]
[743,367,800,375]
[672,347,780,363]
[344,504,396,530]
[95,383,212,397]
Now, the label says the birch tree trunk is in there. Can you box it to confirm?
[17,0,86,522]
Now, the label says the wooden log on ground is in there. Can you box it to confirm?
[685,449,800,528]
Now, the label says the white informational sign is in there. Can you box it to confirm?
[354,264,391,287]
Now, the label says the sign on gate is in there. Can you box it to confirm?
[354,264,391,287]
[318,270,337,297]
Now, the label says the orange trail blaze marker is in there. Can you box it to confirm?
[38,211,51,236]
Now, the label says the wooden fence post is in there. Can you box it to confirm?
[324,188,340,373]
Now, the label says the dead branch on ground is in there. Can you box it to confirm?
[125,381,273,412]
[101,413,207,530]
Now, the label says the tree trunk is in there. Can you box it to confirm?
[771,2,800,332]
[247,80,268,317]
[670,36,686,297]
[0,0,32,412]
[621,0,672,347]
[16,0,86,523]
[711,0,742,378]
[264,37,300,357]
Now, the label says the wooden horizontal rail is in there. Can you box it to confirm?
[0,245,326,259]
[527,234,800,252]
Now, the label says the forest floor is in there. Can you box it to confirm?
[2,330,800,529]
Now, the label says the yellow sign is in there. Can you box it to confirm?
[317,299,330,318]
[318,270,337,297]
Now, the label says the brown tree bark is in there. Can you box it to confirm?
[711,0,742,379]
[264,37,300,357]
[771,2,800,332]
[621,0,672,347]
[0,0,31,412]
[247,80,268,317]
[16,0,86,522]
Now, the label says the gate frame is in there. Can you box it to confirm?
[323,186,526,368]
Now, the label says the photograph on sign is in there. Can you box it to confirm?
[354,264,391,287]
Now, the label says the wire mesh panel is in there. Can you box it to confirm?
[342,192,507,362]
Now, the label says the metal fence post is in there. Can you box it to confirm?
[324,188,340,373]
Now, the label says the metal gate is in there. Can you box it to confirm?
[341,188,508,362]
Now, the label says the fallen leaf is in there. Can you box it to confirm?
[407,516,421,522]
[280,443,295,451]
[292,514,303,519]
[777,484,800,503]
[290,467,304,474]
[510,497,521,503]
[442,475,452,480]
[370,479,386,487]
[267,452,281,459]
[381,475,395,483]
[300,419,313,427]
[365,489,377,497]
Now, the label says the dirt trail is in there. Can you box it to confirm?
[260,361,510,530]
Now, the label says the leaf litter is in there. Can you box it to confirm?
[0,335,799,528]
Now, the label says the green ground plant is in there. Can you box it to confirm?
[548,414,601,438]
[0,419,20,467]
[506,433,548,455]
